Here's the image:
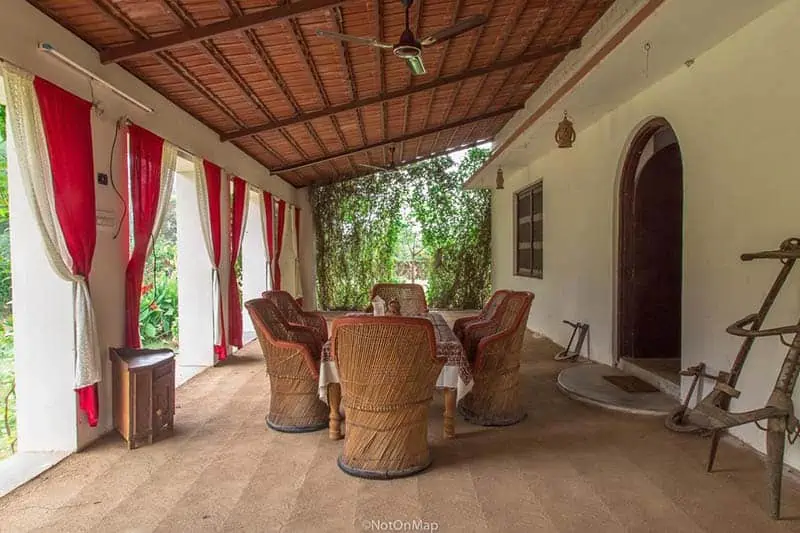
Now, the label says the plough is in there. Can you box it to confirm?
[665,237,800,519]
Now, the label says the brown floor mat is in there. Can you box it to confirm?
[602,375,659,393]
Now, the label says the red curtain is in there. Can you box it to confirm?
[33,77,99,426]
[294,207,303,308]
[263,192,275,288]
[203,160,228,361]
[274,199,287,290]
[124,125,165,349]
[228,177,247,348]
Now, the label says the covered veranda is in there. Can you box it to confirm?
[1,0,800,531]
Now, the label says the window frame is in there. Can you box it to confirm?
[514,180,543,279]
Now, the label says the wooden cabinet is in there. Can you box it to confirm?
[110,348,175,449]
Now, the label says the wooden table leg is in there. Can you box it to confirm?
[444,388,456,439]
[328,383,343,440]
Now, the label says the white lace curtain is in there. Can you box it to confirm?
[279,204,302,299]
[1,63,101,389]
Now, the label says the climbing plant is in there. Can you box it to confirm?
[310,147,492,310]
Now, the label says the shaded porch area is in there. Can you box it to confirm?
[2,315,799,532]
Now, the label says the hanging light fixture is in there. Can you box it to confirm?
[496,167,504,190]
[555,110,576,148]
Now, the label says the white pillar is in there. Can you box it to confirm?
[7,121,77,452]
[176,170,214,376]
[241,189,267,343]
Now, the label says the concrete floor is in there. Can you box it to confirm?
[2,314,800,532]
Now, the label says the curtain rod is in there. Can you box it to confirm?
[38,43,153,113]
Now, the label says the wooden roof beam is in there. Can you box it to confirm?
[221,40,579,142]
[99,0,344,63]
[272,105,523,173]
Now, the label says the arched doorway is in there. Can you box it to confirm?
[617,118,683,368]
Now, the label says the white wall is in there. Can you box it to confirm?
[0,0,309,451]
[492,0,800,464]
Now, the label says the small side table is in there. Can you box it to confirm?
[110,347,175,449]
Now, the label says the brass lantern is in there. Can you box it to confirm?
[496,167,504,190]
[555,111,576,148]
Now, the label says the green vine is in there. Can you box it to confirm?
[311,148,492,310]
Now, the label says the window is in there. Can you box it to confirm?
[515,181,543,278]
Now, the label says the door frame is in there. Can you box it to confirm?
[615,117,676,364]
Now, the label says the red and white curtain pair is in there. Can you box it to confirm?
[194,161,251,357]
[261,192,302,303]
[2,64,101,426]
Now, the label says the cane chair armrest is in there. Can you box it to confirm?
[286,324,322,361]
[297,312,328,342]
[474,328,515,373]
[453,314,482,339]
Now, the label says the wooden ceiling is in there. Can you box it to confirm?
[30,0,615,187]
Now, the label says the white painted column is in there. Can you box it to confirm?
[7,121,77,453]
[176,169,214,379]
[241,189,267,343]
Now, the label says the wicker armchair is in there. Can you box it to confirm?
[458,291,534,427]
[244,298,328,433]
[331,316,444,479]
[262,290,328,342]
[453,290,511,343]
[364,283,428,316]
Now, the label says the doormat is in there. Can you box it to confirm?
[602,375,659,393]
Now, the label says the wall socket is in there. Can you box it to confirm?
[97,173,109,186]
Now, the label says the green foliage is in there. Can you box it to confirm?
[0,103,14,459]
[139,198,179,349]
[311,148,492,310]
[311,171,405,310]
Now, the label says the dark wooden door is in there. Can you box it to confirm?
[630,143,683,359]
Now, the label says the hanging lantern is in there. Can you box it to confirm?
[555,111,576,148]
[496,167,504,190]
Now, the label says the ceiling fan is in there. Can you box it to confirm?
[315,0,488,76]
[358,146,398,172]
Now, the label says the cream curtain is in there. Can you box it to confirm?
[258,190,273,289]
[1,63,102,389]
[146,142,178,257]
[279,204,302,298]
[193,157,223,351]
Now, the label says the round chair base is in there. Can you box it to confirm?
[266,416,329,433]
[337,455,432,480]
[458,403,527,427]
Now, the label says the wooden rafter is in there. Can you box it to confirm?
[220,41,579,142]
[430,1,493,151]
[89,0,286,167]
[398,0,425,159]
[329,7,367,148]
[273,105,523,173]
[370,0,387,163]
[416,0,464,157]
[154,0,309,164]
[498,0,589,111]
[99,0,344,63]
[285,15,350,156]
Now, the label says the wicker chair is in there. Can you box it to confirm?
[365,283,428,316]
[262,290,328,342]
[453,290,511,343]
[458,291,534,427]
[331,316,444,479]
[244,298,329,433]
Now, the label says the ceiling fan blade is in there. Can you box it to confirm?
[404,55,426,76]
[315,29,393,49]
[420,14,488,46]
